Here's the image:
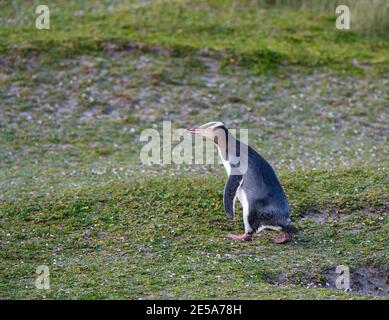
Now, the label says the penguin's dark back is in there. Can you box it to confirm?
[242,145,290,214]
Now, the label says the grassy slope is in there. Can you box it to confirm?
[0,0,388,299]
[0,0,388,74]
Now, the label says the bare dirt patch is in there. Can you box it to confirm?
[265,266,388,297]
[325,266,389,297]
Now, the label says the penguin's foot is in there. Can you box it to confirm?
[226,233,252,241]
[272,232,290,244]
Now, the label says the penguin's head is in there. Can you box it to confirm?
[186,121,227,142]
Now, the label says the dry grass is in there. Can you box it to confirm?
[259,0,389,38]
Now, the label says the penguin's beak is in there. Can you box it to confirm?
[186,127,200,134]
[187,121,223,138]
[186,127,209,137]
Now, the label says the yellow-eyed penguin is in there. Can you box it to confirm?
[187,122,298,243]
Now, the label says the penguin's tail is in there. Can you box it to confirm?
[283,223,299,234]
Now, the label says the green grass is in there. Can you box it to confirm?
[0,0,388,75]
[0,0,388,299]
[1,167,388,299]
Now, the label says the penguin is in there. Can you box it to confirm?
[187,121,298,243]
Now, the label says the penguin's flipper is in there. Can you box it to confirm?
[223,174,243,220]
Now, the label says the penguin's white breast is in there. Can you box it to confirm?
[221,159,231,176]
[216,145,231,175]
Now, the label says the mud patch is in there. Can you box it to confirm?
[265,267,388,297]
[324,266,389,297]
